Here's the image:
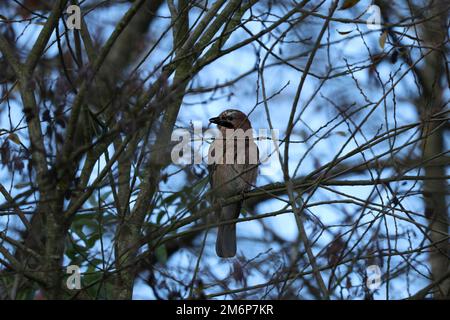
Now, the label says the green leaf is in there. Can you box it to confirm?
[86,233,101,248]
[163,193,179,205]
[156,210,166,224]
[155,245,168,264]
[65,239,87,264]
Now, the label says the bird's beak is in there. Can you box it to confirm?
[209,117,233,128]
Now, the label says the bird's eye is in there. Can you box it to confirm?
[226,116,233,121]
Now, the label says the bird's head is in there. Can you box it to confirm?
[209,109,252,131]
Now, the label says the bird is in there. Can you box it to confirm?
[208,109,259,258]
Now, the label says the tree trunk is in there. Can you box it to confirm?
[419,0,449,299]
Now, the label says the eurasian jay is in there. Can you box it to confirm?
[208,109,258,258]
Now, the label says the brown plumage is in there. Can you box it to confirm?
[208,109,258,258]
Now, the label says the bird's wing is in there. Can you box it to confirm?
[207,162,216,188]
[243,139,259,188]
[207,139,217,188]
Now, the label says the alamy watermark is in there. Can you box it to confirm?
[366,4,382,30]
[366,265,382,291]
[64,3,383,31]
[66,5,81,30]
[66,265,81,290]
[171,121,281,177]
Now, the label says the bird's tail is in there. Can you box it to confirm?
[216,203,241,258]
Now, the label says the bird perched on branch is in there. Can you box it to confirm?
[208,109,259,258]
